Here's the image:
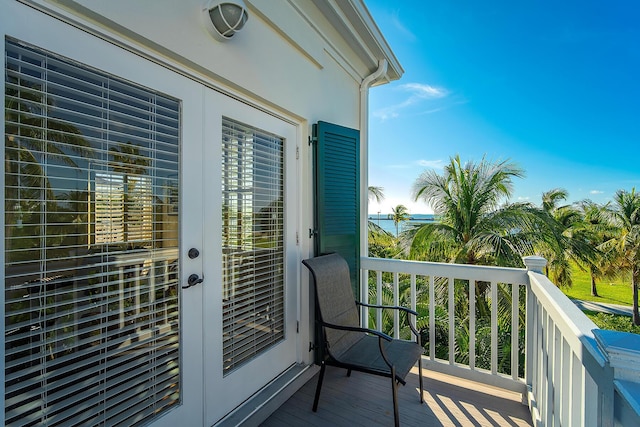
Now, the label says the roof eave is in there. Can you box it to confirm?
[311,0,404,83]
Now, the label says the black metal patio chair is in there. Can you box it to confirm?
[302,253,424,427]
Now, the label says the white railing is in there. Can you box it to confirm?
[360,256,640,427]
[526,264,614,426]
[361,256,529,394]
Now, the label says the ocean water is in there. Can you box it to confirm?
[368,213,436,235]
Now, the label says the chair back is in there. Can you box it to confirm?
[302,253,362,359]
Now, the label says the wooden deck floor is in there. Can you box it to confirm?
[262,366,533,426]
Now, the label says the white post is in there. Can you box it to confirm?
[594,329,640,426]
[523,255,547,274]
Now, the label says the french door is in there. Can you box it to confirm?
[3,4,299,426]
[3,34,205,426]
[200,91,299,424]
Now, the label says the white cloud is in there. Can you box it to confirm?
[416,159,445,169]
[390,11,417,42]
[386,163,412,169]
[417,99,469,116]
[383,159,444,170]
[590,190,604,195]
[372,82,449,121]
[518,196,530,201]
[399,83,449,99]
[372,109,400,121]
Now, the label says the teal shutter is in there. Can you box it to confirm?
[312,121,360,295]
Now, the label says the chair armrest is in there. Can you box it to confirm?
[318,320,393,342]
[356,301,418,317]
[355,301,421,342]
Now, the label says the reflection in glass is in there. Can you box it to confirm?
[4,39,181,426]
[221,117,285,374]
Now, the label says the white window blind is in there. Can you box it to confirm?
[221,117,285,374]
[4,38,181,426]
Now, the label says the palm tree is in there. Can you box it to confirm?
[578,200,617,297]
[408,155,544,372]
[536,188,599,287]
[367,185,385,230]
[5,74,92,261]
[409,155,545,266]
[542,187,569,212]
[368,186,385,203]
[367,221,401,259]
[388,204,410,237]
[605,189,640,325]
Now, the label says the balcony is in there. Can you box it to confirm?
[264,256,640,426]
[262,364,532,426]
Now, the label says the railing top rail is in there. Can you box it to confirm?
[361,256,528,284]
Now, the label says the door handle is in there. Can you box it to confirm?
[183,274,204,289]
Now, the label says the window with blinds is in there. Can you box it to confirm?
[4,38,181,426]
[221,117,285,374]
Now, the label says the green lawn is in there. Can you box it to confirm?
[560,263,634,306]
[562,265,638,335]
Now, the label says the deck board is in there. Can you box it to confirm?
[261,365,533,426]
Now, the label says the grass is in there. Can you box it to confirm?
[560,263,634,306]
[563,265,637,334]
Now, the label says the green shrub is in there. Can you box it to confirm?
[586,312,640,334]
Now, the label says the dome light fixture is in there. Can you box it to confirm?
[202,0,249,42]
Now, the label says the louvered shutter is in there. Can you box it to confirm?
[312,121,360,295]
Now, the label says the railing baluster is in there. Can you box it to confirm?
[448,277,454,365]
[525,281,535,397]
[536,296,543,411]
[538,303,545,421]
[560,337,570,426]
[410,274,417,333]
[490,281,497,375]
[553,324,562,426]
[119,267,125,329]
[567,353,584,426]
[469,279,475,371]
[135,263,141,318]
[361,268,369,328]
[393,272,399,339]
[376,270,382,332]
[429,275,435,360]
[544,310,553,426]
[584,371,597,426]
[511,283,519,380]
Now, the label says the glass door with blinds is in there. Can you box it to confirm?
[3,29,205,427]
[3,9,300,426]
[201,93,299,425]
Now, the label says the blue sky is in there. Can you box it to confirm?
[365,0,640,215]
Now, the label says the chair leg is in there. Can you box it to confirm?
[346,369,352,377]
[312,361,326,412]
[391,365,399,427]
[418,357,424,403]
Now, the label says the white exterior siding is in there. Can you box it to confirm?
[43,0,370,127]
